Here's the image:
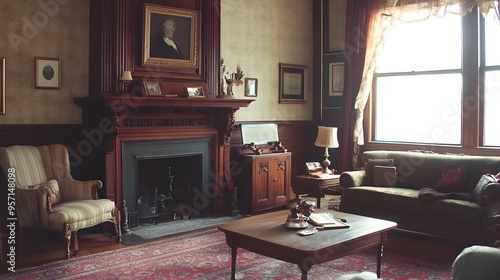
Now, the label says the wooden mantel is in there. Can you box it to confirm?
[76,95,254,110]
[74,95,254,215]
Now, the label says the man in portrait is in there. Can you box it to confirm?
[151,19,185,60]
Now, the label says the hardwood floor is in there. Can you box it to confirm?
[1,215,467,276]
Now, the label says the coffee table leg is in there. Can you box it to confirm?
[377,244,383,278]
[298,265,310,280]
[231,246,237,280]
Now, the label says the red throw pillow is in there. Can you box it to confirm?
[434,166,468,193]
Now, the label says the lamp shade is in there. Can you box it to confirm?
[314,126,339,148]
[120,71,133,81]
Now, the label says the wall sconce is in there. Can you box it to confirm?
[314,126,339,174]
[120,70,133,94]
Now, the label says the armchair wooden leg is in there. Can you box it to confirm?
[73,231,79,255]
[112,207,122,242]
[64,224,71,259]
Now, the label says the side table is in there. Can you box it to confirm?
[293,174,341,208]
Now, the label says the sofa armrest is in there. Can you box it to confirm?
[60,177,103,201]
[340,170,366,188]
[15,188,51,227]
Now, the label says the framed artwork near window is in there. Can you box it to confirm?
[142,3,199,68]
[329,62,344,96]
[245,78,258,97]
[34,57,61,89]
[279,63,307,104]
[0,57,5,114]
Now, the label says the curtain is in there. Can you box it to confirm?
[340,0,499,171]
[339,0,389,171]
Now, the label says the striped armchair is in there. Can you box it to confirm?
[0,144,121,259]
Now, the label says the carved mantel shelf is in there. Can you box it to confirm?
[75,95,255,111]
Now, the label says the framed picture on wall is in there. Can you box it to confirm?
[279,63,307,104]
[244,78,258,97]
[142,3,199,68]
[34,57,61,89]
[329,62,344,96]
[1,57,5,114]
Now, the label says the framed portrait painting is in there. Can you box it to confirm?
[142,4,199,68]
[34,57,61,89]
[279,63,307,104]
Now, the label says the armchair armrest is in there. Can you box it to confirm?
[59,177,103,201]
[340,170,366,188]
[15,188,51,227]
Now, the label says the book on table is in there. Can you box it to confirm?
[308,212,349,229]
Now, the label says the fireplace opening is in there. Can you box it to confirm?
[121,137,214,228]
[136,155,202,223]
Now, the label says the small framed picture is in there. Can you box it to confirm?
[329,62,344,96]
[245,78,258,97]
[34,57,61,89]
[185,87,205,98]
[142,79,162,96]
[1,57,5,114]
[279,63,307,104]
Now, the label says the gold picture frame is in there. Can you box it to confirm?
[279,63,307,104]
[142,79,162,96]
[142,4,199,68]
[34,57,61,89]
[0,57,5,114]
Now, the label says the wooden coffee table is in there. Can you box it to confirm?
[218,209,397,280]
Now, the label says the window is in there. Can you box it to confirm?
[374,8,462,145]
[482,12,500,146]
[373,4,499,147]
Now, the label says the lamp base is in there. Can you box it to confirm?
[321,156,332,174]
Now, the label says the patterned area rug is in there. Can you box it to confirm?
[4,228,452,280]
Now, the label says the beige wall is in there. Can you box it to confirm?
[221,0,313,121]
[0,0,88,124]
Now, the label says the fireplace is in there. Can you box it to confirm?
[122,137,213,226]
[75,95,254,230]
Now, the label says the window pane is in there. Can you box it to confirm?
[485,16,500,66]
[483,70,500,146]
[375,74,462,144]
[376,14,462,73]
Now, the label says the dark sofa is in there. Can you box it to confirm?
[339,150,500,245]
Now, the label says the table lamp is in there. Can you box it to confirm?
[120,70,133,94]
[314,126,339,174]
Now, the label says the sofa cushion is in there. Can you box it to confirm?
[341,186,483,225]
[373,165,397,187]
[435,166,469,193]
[364,159,394,185]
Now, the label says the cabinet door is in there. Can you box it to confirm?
[273,156,290,204]
[252,157,273,208]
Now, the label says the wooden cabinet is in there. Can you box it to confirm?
[233,152,292,214]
